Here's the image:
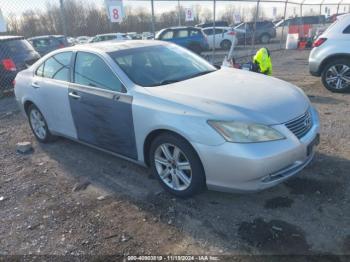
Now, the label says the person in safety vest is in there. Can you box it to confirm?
[253,47,272,76]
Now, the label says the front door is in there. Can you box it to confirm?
[68,51,137,159]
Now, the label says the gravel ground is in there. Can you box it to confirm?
[0,50,349,259]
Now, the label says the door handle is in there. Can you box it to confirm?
[31,82,40,89]
[69,91,81,100]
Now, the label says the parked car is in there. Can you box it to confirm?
[67,37,77,46]
[28,35,69,56]
[234,21,276,44]
[127,32,142,40]
[142,32,154,40]
[309,14,350,92]
[202,26,237,50]
[275,15,326,27]
[155,27,208,54]
[14,40,320,197]
[89,33,131,43]
[196,21,229,28]
[0,36,40,91]
[76,36,91,44]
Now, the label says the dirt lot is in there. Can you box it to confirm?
[0,50,349,260]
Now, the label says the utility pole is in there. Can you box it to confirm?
[178,0,181,26]
[151,0,155,35]
[59,0,68,36]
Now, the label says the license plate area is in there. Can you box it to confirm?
[307,134,320,156]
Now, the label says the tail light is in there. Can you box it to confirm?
[228,31,236,36]
[2,58,17,71]
[12,80,16,87]
[313,38,327,47]
[58,44,65,48]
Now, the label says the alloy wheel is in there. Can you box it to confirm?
[154,143,192,191]
[29,108,47,140]
[325,64,350,90]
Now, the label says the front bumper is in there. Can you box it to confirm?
[192,107,320,193]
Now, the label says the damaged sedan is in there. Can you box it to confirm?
[14,40,320,197]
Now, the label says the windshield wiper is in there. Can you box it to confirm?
[149,79,181,86]
[149,70,215,87]
[182,70,215,80]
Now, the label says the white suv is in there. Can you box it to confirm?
[309,14,350,92]
[202,27,237,50]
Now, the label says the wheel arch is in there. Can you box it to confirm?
[143,128,199,168]
[319,54,350,75]
[23,100,35,116]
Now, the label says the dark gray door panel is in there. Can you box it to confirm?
[68,85,137,159]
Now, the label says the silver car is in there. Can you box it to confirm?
[14,40,320,197]
[309,13,350,92]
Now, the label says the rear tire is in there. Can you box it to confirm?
[220,39,232,50]
[188,44,202,54]
[149,133,206,198]
[321,59,350,93]
[27,104,56,143]
[259,34,271,44]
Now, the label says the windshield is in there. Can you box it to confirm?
[109,44,216,87]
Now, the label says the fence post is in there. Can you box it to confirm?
[59,0,67,36]
[251,0,261,53]
[151,0,155,35]
[178,0,181,26]
[337,0,343,15]
[279,0,289,50]
[212,0,216,64]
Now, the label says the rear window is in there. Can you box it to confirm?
[1,39,35,56]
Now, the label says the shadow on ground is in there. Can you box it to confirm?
[40,138,350,255]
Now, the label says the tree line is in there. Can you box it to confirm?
[5,0,264,38]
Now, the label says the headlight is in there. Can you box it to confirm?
[208,121,285,143]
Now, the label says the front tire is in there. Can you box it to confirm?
[220,39,232,50]
[321,59,350,93]
[27,104,56,143]
[149,133,206,198]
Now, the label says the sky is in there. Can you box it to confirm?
[1,0,349,19]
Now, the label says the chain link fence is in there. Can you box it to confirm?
[0,0,349,92]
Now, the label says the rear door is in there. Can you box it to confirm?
[174,29,190,48]
[31,51,77,138]
[69,51,137,159]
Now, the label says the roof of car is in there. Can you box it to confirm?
[0,35,24,41]
[95,33,126,37]
[163,26,199,30]
[28,35,65,40]
[65,40,168,53]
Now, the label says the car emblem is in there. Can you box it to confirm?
[304,117,311,128]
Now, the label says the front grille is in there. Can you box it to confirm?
[285,109,312,139]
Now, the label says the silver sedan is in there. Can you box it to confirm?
[14,40,320,197]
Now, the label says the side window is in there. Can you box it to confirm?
[74,52,124,93]
[36,52,72,81]
[161,30,174,40]
[214,29,224,35]
[203,29,213,35]
[190,29,201,36]
[43,52,72,81]
[36,63,44,77]
[343,25,350,34]
[177,30,189,38]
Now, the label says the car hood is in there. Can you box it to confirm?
[145,67,310,125]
